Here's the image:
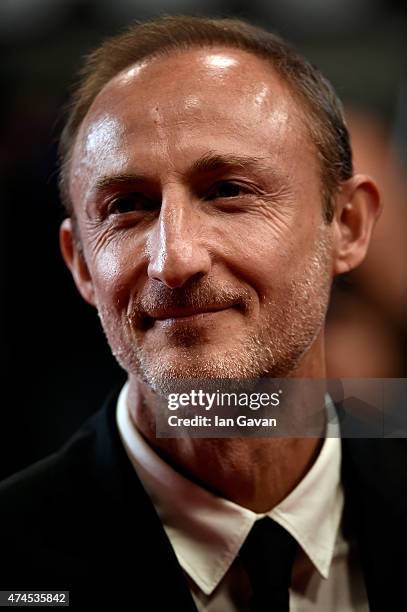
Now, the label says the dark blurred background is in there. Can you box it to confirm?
[1,0,406,480]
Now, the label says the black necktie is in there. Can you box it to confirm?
[239,516,298,612]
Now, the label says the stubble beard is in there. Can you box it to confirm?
[97,230,333,396]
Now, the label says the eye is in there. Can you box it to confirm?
[107,194,157,215]
[206,181,247,200]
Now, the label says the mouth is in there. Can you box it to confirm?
[143,305,234,328]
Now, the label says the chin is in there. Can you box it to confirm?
[133,346,273,397]
[126,320,322,395]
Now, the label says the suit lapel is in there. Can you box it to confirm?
[75,386,198,611]
[341,436,407,611]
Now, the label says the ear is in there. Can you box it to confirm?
[59,218,96,306]
[332,174,382,275]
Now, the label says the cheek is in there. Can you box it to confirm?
[220,213,322,300]
[88,239,142,314]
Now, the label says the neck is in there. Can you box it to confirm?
[127,339,327,512]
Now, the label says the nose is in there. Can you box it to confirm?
[147,191,211,288]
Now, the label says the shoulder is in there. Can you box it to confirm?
[0,388,182,602]
[0,395,130,590]
[0,417,100,538]
[341,437,407,481]
[341,437,407,516]
[340,437,407,608]
[0,383,124,517]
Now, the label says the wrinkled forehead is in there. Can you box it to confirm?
[69,47,316,208]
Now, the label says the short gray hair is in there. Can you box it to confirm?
[58,15,353,223]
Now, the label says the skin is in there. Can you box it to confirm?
[60,47,380,511]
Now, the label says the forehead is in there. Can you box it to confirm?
[70,47,316,205]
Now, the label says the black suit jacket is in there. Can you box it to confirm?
[0,388,405,611]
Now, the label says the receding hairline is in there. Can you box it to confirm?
[59,15,353,225]
[69,43,318,199]
[94,42,295,85]
[76,43,308,138]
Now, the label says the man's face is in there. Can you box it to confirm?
[68,47,334,393]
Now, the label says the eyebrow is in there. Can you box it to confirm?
[94,172,147,192]
[189,151,273,176]
[92,151,278,194]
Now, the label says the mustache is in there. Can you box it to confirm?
[129,278,252,323]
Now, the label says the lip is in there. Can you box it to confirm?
[148,306,233,325]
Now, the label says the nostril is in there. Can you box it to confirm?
[147,229,211,288]
[151,269,207,290]
[141,315,155,331]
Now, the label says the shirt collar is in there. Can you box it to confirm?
[117,382,343,595]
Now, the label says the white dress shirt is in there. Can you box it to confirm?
[116,382,368,611]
